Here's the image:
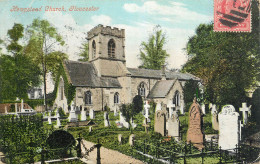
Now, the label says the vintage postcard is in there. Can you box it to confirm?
[0,0,259,163]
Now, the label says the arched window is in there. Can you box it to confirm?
[85,91,92,105]
[92,40,96,59]
[114,92,119,104]
[173,91,180,107]
[108,39,115,58]
[138,82,146,97]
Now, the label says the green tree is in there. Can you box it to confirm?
[139,25,169,70]
[78,42,89,62]
[183,80,201,111]
[120,95,143,131]
[182,1,259,108]
[0,23,41,101]
[25,19,65,111]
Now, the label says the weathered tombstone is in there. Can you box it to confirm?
[154,110,167,136]
[180,100,185,114]
[155,102,162,111]
[218,105,240,151]
[69,108,77,122]
[21,99,24,112]
[239,102,250,125]
[212,111,219,130]
[55,117,61,128]
[187,98,204,150]
[129,134,135,146]
[15,103,18,114]
[167,111,180,140]
[81,109,87,121]
[211,104,217,115]
[142,118,150,133]
[118,134,122,144]
[89,109,95,119]
[48,116,52,125]
[201,104,206,115]
[104,112,110,127]
[167,100,175,118]
[89,126,92,133]
[4,106,8,114]
[144,101,151,122]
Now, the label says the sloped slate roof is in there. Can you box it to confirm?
[64,60,121,88]
[148,80,176,98]
[127,68,199,81]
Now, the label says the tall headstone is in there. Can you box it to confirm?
[155,102,162,111]
[144,101,151,122]
[81,109,87,121]
[21,99,24,112]
[180,100,185,114]
[201,104,206,115]
[104,112,110,127]
[55,117,61,128]
[89,109,95,119]
[129,134,135,146]
[154,110,167,136]
[218,105,240,151]
[69,107,77,122]
[212,111,219,130]
[167,100,175,118]
[142,118,150,133]
[15,103,18,114]
[187,98,204,150]
[89,126,92,133]
[239,102,250,125]
[4,106,8,114]
[167,111,180,140]
[118,134,122,144]
[211,104,217,115]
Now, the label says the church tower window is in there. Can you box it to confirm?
[108,39,115,58]
[138,82,146,97]
[85,91,92,105]
[92,40,96,59]
[114,92,119,104]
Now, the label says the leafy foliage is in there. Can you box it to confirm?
[78,42,89,62]
[183,80,201,111]
[139,25,169,70]
[251,88,260,125]
[182,1,259,108]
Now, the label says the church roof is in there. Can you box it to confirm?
[127,68,199,80]
[147,80,176,98]
[64,60,121,88]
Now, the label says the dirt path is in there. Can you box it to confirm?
[81,140,144,164]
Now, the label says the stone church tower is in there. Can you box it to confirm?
[87,24,129,77]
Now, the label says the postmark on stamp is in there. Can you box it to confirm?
[214,0,252,32]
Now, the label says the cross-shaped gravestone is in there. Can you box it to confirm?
[144,101,150,121]
[239,102,250,125]
[142,118,150,133]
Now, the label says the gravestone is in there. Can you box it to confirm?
[120,112,129,128]
[218,105,240,151]
[201,104,206,115]
[212,111,219,130]
[89,126,92,133]
[129,134,135,146]
[48,116,52,125]
[55,117,61,128]
[155,102,162,111]
[118,134,122,144]
[167,111,180,140]
[180,100,185,114]
[211,104,217,115]
[130,118,137,129]
[89,109,95,119]
[187,98,204,150]
[81,109,87,121]
[142,118,150,133]
[55,110,60,118]
[167,100,175,118]
[15,103,18,114]
[69,108,77,122]
[154,110,167,136]
[144,101,151,122]
[239,102,250,125]
[114,105,119,116]
[4,106,7,114]
[104,112,110,127]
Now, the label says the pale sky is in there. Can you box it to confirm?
[0,0,213,69]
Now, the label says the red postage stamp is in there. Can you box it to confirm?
[214,0,252,32]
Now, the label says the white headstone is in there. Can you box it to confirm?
[89,109,95,119]
[118,134,122,144]
[218,105,240,151]
[69,107,77,122]
[15,103,18,114]
[104,112,110,127]
[167,100,175,118]
[167,111,180,140]
[81,109,87,121]
[129,134,135,146]
[119,112,129,128]
[211,104,217,115]
[48,116,52,125]
[239,102,250,125]
[155,102,162,111]
[21,99,24,112]
[201,104,206,115]
[180,100,185,114]
[4,106,7,114]
[144,101,151,122]
[89,126,92,133]
[55,117,61,128]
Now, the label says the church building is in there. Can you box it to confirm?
[53,24,200,113]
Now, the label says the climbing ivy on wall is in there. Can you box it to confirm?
[49,61,76,106]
